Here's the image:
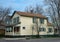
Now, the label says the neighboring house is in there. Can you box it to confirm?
[5,11,54,37]
[0,20,5,35]
[47,22,54,35]
[5,16,12,25]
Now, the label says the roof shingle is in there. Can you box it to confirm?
[13,11,47,19]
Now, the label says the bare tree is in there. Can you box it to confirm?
[25,6,34,13]
[58,0,60,26]
[0,6,11,24]
[44,0,60,35]
[25,4,44,14]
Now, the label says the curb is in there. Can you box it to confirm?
[2,38,26,40]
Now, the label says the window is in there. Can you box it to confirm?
[23,27,25,29]
[7,20,12,25]
[13,18,16,23]
[33,17,37,23]
[40,18,44,24]
[39,28,46,32]
[16,17,19,23]
[48,28,52,32]
[14,27,20,32]
[6,21,9,24]
[55,29,58,33]
[5,19,12,25]
[13,17,19,24]
[6,27,13,32]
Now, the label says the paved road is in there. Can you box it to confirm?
[0,38,60,42]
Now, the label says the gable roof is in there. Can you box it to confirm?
[12,11,47,19]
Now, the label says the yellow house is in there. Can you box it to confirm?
[47,22,54,35]
[5,11,54,37]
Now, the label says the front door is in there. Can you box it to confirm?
[14,26,20,35]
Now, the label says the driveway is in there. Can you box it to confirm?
[0,38,60,42]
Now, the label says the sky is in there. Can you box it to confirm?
[0,0,52,22]
[0,0,46,12]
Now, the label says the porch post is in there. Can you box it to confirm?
[13,26,14,36]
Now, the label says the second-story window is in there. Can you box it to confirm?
[5,19,12,25]
[40,18,44,24]
[13,17,19,24]
[33,17,37,23]
[13,18,16,23]
[16,17,19,23]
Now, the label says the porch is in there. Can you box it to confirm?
[5,26,20,36]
